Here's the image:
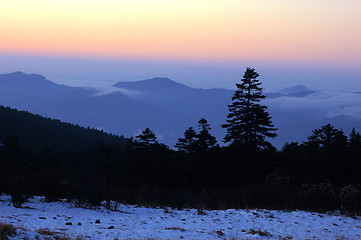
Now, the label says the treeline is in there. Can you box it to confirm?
[1,68,361,216]
[1,124,360,214]
[0,105,127,151]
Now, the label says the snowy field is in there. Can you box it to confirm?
[1,195,361,240]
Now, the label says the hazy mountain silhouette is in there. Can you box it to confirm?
[0,72,97,110]
[279,84,311,94]
[266,84,315,98]
[113,77,233,109]
[113,77,191,93]
[0,71,66,89]
[0,71,358,148]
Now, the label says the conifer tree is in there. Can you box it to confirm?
[349,128,361,150]
[222,68,277,149]
[196,118,217,151]
[307,124,347,149]
[175,127,197,153]
[136,128,157,145]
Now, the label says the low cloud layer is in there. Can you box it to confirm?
[93,86,144,99]
[267,91,361,120]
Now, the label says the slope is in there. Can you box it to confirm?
[0,106,127,151]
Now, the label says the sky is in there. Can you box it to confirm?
[0,0,360,90]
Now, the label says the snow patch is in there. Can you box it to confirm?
[1,194,360,239]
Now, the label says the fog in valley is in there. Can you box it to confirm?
[1,56,361,149]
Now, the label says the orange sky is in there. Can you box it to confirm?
[1,0,360,64]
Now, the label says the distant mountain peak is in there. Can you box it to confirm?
[279,85,312,94]
[1,71,49,83]
[0,72,73,97]
[8,71,46,79]
[112,77,190,92]
[265,84,315,99]
[147,77,172,82]
[139,77,185,86]
[10,71,25,75]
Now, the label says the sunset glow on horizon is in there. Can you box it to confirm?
[1,0,360,64]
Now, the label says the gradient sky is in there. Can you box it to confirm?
[1,0,360,65]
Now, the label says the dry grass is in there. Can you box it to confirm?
[197,209,207,215]
[247,228,272,237]
[36,228,81,240]
[37,228,59,236]
[0,223,17,240]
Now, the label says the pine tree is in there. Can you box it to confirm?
[349,128,361,150]
[136,128,157,145]
[175,127,197,153]
[307,124,347,149]
[222,68,277,149]
[196,118,217,151]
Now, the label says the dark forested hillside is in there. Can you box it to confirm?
[0,105,127,151]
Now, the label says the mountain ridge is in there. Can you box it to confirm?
[0,105,127,151]
[1,71,353,149]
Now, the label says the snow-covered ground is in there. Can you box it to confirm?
[1,194,361,240]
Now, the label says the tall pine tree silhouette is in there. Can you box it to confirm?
[222,68,277,149]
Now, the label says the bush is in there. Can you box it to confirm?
[0,223,16,240]
[70,198,92,209]
[298,182,338,212]
[10,193,29,208]
[104,200,122,211]
[339,184,361,216]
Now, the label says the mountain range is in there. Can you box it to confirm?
[1,71,359,148]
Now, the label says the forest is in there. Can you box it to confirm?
[1,68,360,216]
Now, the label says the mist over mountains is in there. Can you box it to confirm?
[1,71,361,148]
